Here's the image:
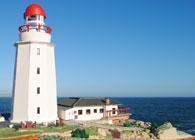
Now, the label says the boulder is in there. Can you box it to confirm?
[0,116,5,122]
[135,120,151,128]
[157,122,192,140]
[98,128,107,137]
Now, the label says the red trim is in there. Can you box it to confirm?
[105,108,129,112]
[24,4,46,18]
[18,24,52,34]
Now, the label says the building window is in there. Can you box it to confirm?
[37,48,40,55]
[37,107,40,114]
[78,110,82,115]
[112,108,116,114]
[37,67,40,74]
[100,109,104,113]
[94,109,97,113]
[86,109,90,115]
[37,87,40,94]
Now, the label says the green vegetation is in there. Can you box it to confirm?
[123,122,133,127]
[39,136,85,140]
[39,135,62,140]
[0,127,39,138]
[121,130,134,135]
[0,125,78,138]
[71,128,89,138]
[40,125,77,133]
[149,122,159,136]
[105,133,113,140]
[85,126,98,136]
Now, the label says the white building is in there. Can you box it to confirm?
[58,97,130,122]
[11,4,57,123]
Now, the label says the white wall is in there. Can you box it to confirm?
[104,104,118,117]
[27,43,57,122]
[12,31,57,123]
[12,44,30,122]
[20,30,51,42]
[58,105,118,121]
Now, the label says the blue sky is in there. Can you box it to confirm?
[0,0,195,97]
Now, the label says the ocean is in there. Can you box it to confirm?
[0,97,195,135]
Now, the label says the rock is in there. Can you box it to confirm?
[0,116,5,122]
[135,120,151,128]
[158,122,173,130]
[9,124,14,128]
[144,122,151,128]
[157,122,192,140]
[98,128,107,137]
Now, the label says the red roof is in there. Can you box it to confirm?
[24,4,46,18]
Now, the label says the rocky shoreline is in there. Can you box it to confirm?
[66,120,193,140]
[0,119,194,140]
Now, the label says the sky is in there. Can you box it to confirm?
[0,0,195,97]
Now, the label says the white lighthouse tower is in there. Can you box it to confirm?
[11,4,57,123]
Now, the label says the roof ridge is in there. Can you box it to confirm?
[72,98,81,107]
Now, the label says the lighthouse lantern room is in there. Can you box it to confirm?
[12,4,57,123]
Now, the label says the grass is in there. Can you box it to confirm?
[84,126,98,136]
[121,130,134,135]
[0,128,39,138]
[0,125,78,138]
[40,125,78,133]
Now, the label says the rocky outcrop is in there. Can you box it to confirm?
[135,120,151,128]
[157,122,192,140]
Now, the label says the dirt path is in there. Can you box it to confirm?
[0,135,38,140]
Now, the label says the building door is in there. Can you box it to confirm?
[69,111,75,120]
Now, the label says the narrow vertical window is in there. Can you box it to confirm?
[37,107,40,114]
[37,48,40,55]
[37,87,40,94]
[37,67,40,74]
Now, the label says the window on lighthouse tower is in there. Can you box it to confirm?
[37,48,40,55]
[37,67,40,74]
[37,107,40,114]
[37,87,40,94]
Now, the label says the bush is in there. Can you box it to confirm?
[13,124,20,131]
[123,122,133,127]
[109,129,121,139]
[85,126,98,136]
[71,128,89,138]
[149,123,159,136]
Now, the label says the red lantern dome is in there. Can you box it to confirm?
[24,4,46,18]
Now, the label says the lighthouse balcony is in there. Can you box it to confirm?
[19,24,52,42]
[19,24,52,34]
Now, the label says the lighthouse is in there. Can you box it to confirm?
[11,4,57,123]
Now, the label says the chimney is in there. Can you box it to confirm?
[104,98,110,105]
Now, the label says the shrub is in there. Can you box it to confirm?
[71,128,89,138]
[13,124,20,131]
[109,129,121,139]
[149,123,159,136]
[85,126,98,136]
[123,122,133,127]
